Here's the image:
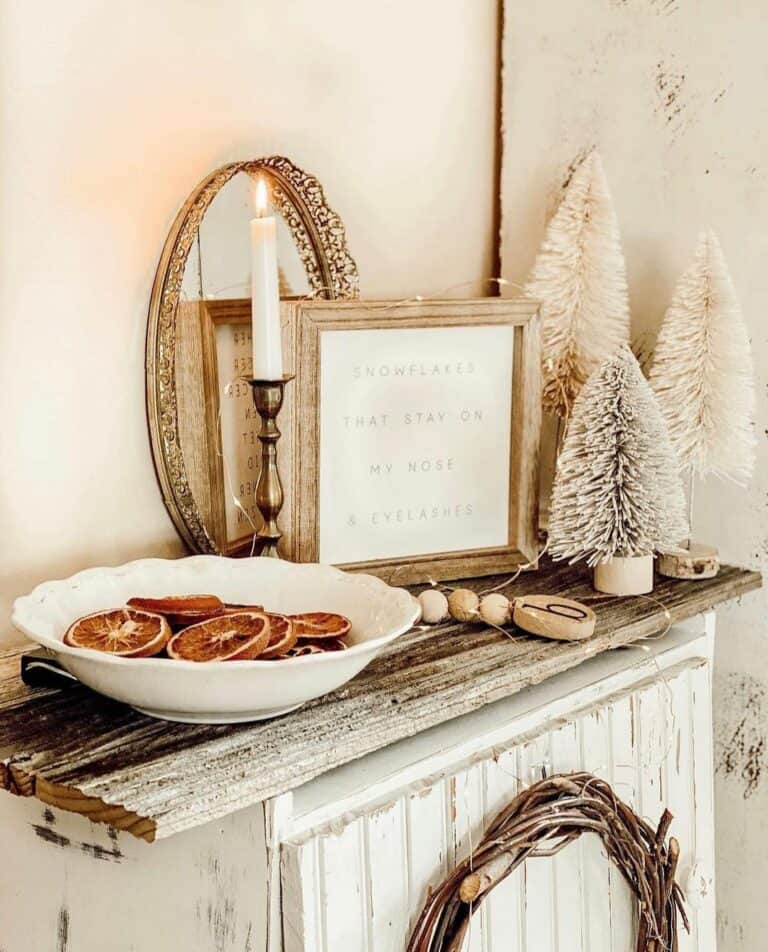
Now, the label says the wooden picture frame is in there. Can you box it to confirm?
[290,299,541,584]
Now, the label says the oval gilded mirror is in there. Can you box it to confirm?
[147,156,359,555]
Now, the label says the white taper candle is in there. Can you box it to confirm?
[250,178,283,379]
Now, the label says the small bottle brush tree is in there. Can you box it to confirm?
[548,346,688,595]
[649,230,755,578]
[526,150,631,422]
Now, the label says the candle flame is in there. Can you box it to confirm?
[255,177,269,217]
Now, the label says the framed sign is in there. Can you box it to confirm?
[292,299,541,583]
[179,298,296,556]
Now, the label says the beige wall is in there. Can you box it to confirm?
[500,3,767,946]
[0,0,499,638]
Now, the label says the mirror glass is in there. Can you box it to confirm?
[180,171,312,303]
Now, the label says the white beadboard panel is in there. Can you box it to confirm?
[607,693,640,952]
[690,660,717,952]
[550,719,585,952]
[666,666,698,952]
[366,800,411,952]
[637,680,667,826]
[406,779,450,934]
[483,748,524,952]
[450,766,487,952]
[577,710,612,952]
[282,656,713,952]
[610,690,639,811]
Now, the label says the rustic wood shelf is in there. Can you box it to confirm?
[0,560,760,842]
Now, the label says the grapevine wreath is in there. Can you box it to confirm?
[407,772,688,952]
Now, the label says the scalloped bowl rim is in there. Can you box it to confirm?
[12,556,421,670]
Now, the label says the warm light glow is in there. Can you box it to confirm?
[255,177,269,217]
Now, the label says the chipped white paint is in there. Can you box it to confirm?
[0,620,717,951]
[0,795,268,952]
[500,6,767,947]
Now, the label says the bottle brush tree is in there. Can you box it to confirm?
[648,230,754,579]
[548,346,688,591]
[525,150,631,420]
[649,230,755,485]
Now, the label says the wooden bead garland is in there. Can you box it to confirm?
[421,586,595,644]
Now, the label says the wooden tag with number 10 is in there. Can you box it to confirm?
[512,595,596,641]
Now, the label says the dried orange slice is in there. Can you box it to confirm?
[282,637,348,658]
[163,609,226,629]
[261,613,298,659]
[222,602,265,615]
[127,594,225,629]
[167,612,269,662]
[290,612,351,640]
[300,637,348,652]
[64,609,171,658]
[283,643,326,658]
[127,594,222,613]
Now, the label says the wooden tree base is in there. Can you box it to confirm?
[594,555,654,595]
[657,543,719,581]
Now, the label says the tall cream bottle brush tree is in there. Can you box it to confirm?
[526,150,631,421]
[548,346,688,595]
[649,230,755,579]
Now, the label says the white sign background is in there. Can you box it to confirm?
[319,324,515,564]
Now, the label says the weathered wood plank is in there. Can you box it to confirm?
[0,561,760,840]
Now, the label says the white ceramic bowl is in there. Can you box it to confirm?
[12,556,420,724]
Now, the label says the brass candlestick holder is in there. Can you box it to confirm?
[247,375,294,558]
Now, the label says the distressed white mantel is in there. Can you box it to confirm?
[0,614,741,951]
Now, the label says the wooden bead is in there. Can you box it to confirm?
[447,589,480,623]
[479,593,511,626]
[513,594,596,641]
[417,589,449,624]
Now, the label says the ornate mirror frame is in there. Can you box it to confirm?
[146,156,359,553]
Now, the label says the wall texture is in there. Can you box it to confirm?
[0,0,499,637]
[500,2,767,946]
[3,0,764,943]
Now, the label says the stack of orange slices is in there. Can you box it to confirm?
[62,595,352,663]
